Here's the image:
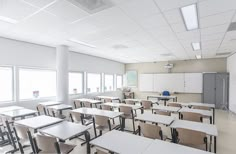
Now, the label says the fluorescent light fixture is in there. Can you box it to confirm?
[0,16,18,24]
[68,38,96,48]
[180,4,199,30]
[192,42,201,51]
[196,54,202,59]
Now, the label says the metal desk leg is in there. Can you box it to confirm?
[214,136,217,153]
[84,131,91,154]
[213,109,215,124]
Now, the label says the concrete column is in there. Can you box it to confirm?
[56,45,69,104]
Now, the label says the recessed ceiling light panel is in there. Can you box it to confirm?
[192,42,201,51]
[180,4,199,31]
[68,38,96,48]
[0,16,18,24]
[195,54,202,59]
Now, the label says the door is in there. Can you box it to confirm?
[215,73,229,109]
[203,73,216,105]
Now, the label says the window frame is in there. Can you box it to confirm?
[104,74,114,92]
[69,71,84,95]
[0,66,14,103]
[18,67,57,101]
[116,74,123,90]
[86,72,102,93]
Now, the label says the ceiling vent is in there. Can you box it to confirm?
[67,0,113,14]
[112,44,128,50]
[227,22,236,32]
[160,53,173,57]
[216,52,232,56]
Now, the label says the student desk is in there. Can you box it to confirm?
[1,109,37,119]
[47,104,73,114]
[103,102,143,112]
[39,121,91,154]
[14,115,63,130]
[143,139,214,154]
[170,120,218,153]
[124,99,157,105]
[152,105,181,113]
[147,95,177,106]
[38,101,62,106]
[90,130,153,154]
[75,98,102,108]
[189,102,216,124]
[0,106,24,112]
[135,113,175,126]
[179,107,213,124]
[96,96,121,103]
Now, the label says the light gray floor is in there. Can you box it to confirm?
[1,109,236,154]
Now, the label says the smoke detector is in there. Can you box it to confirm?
[67,0,113,14]
[164,63,174,69]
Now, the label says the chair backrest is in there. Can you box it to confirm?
[176,128,207,146]
[82,101,92,108]
[141,100,152,109]
[47,108,55,117]
[181,112,202,122]
[70,111,81,123]
[36,104,45,115]
[35,134,57,153]
[139,122,162,140]
[162,91,170,96]
[125,100,135,105]
[119,106,132,115]
[74,100,82,108]
[101,104,112,111]
[96,149,110,154]
[154,110,171,116]
[14,124,29,140]
[104,98,112,103]
[95,115,109,127]
[192,106,211,111]
[167,102,182,108]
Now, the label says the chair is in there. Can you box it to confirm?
[95,148,110,154]
[13,125,32,153]
[167,102,182,108]
[181,112,203,122]
[100,104,112,111]
[70,111,92,126]
[74,100,82,109]
[162,91,170,96]
[34,134,76,154]
[154,110,171,116]
[138,122,165,140]
[192,106,211,111]
[36,104,46,115]
[82,101,92,108]
[125,100,135,105]
[104,98,112,103]
[119,106,136,133]
[93,115,114,137]
[176,128,208,151]
[47,108,66,119]
[141,100,152,109]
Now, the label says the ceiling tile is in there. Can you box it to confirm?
[23,0,56,8]
[154,0,197,11]
[163,9,183,24]
[201,24,229,35]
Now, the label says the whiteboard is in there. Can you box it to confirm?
[153,74,185,92]
[184,73,203,93]
[139,74,154,92]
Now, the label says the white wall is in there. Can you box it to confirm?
[0,37,125,108]
[227,53,236,113]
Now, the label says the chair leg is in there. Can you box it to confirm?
[132,118,135,134]
[93,118,97,137]
[54,142,61,154]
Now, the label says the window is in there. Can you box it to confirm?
[69,72,83,94]
[19,68,56,100]
[0,67,13,102]
[87,73,101,93]
[117,75,123,89]
[104,74,114,91]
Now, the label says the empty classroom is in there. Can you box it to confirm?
[0,0,236,154]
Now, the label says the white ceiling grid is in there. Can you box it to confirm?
[0,0,235,63]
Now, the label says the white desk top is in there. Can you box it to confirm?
[135,114,175,126]
[96,96,120,100]
[90,130,153,154]
[39,101,62,106]
[104,102,142,110]
[189,102,215,108]
[74,98,102,104]
[0,106,24,112]
[47,104,72,111]
[143,139,214,154]
[148,95,177,99]
[170,120,218,136]
[1,109,38,118]
[179,107,212,117]
[39,121,91,141]
[125,99,157,103]
[152,105,181,112]
[14,115,63,129]
[71,108,123,119]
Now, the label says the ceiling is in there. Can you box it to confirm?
[0,0,236,63]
